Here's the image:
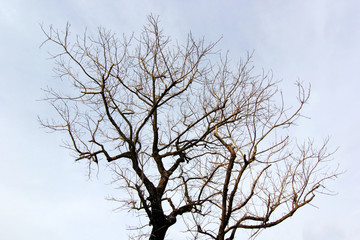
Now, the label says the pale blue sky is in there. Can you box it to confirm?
[1,1,359,239]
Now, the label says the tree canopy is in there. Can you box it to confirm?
[41,16,338,240]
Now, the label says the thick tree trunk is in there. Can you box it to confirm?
[148,213,175,240]
[148,198,176,240]
[149,224,170,240]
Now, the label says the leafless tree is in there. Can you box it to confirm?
[40,15,338,240]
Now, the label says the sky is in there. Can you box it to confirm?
[0,0,359,239]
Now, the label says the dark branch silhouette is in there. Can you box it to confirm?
[40,15,338,240]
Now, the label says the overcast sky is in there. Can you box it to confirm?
[1,1,359,239]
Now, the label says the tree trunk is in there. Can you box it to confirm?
[148,198,175,240]
[149,224,170,240]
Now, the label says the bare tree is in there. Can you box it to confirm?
[40,16,338,240]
